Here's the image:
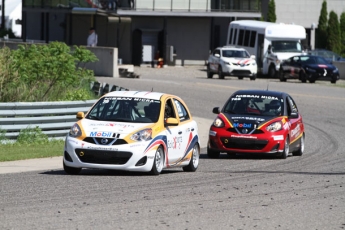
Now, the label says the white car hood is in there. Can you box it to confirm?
[81,119,151,137]
[222,57,255,65]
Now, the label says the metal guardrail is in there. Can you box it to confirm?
[0,100,96,140]
[0,81,129,140]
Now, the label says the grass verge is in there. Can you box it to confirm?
[0,140,64,162]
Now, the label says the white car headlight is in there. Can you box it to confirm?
[213,118,224,128]
[266,121,282,132]
[130,129,152,141]
[69,123,82,137]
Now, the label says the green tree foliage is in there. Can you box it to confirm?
[0,42,98,102]
[316,0,328,48]
[340,12,345,56]
[0,28,17,38]
[267,0,277,23]
[327,11,341,54]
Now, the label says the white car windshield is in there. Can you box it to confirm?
[86,97,161,123]
[271,41,302,53]
[222,50,250,58]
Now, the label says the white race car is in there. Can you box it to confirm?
[207,46,257,80]
[63,91,200,175]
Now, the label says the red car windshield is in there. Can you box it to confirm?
[223,95,284,116]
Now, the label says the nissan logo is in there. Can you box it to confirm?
[101,138,108,144]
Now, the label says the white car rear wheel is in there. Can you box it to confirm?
[183,144,200,172]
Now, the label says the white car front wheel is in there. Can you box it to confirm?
[150,146,164,175]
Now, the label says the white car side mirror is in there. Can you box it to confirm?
[215,53,220,58]
[250,55,256,59]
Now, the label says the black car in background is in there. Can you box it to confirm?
[279,55,340,84]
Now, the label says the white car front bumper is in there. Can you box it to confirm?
[63,136,157,172]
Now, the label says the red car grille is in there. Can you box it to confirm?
[220,137,268,150]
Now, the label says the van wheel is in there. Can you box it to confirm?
[238,76,244,80]
[268,65,277,78]
[279,69,286,82]
[207,64,213,79]
[218,66,225,79]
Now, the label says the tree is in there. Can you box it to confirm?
[316,0,328,48]
[327,11,341,54]
[340,12,345,56]
[267,0,277,22]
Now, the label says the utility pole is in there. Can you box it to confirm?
[1,0,5,30]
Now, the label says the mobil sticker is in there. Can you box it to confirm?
[233,123,252,128]
[89,131,113,137]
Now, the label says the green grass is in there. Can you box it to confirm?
[0,141,64,162]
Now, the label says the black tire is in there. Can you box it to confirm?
[183,144,200,172]
[150,146,164,175]
[331,77,337,84]
[280,136,289,159]
[268,65,277,78]
[309,78,315,83]
[218,66,225,79]
[250,75,256,81]
[63,161,82,175]
[238,76,244,80]
[207,147,220,159]
[279,69,286,82]
[293,133,305,156]
[207,64,213,79]
[300,72,307,83]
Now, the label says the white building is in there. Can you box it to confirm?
[1,0,22,37]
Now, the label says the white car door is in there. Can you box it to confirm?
[209,49,221,72]
[163,98,184,166]
[171,98,195,164]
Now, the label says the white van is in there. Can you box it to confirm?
[227,20,306,78]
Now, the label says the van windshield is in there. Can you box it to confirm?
[271,41,302,53]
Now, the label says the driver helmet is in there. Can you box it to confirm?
[269,100,281,115]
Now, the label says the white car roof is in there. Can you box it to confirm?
[218,46,247,51]
[103,91,164,100]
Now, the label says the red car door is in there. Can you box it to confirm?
[286,96,303,144]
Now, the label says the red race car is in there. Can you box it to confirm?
[207,89,305,159]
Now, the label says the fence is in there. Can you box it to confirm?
[0,81,129,140]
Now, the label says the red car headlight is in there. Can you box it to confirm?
[266,121,283,132]
[213,118,224,128]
